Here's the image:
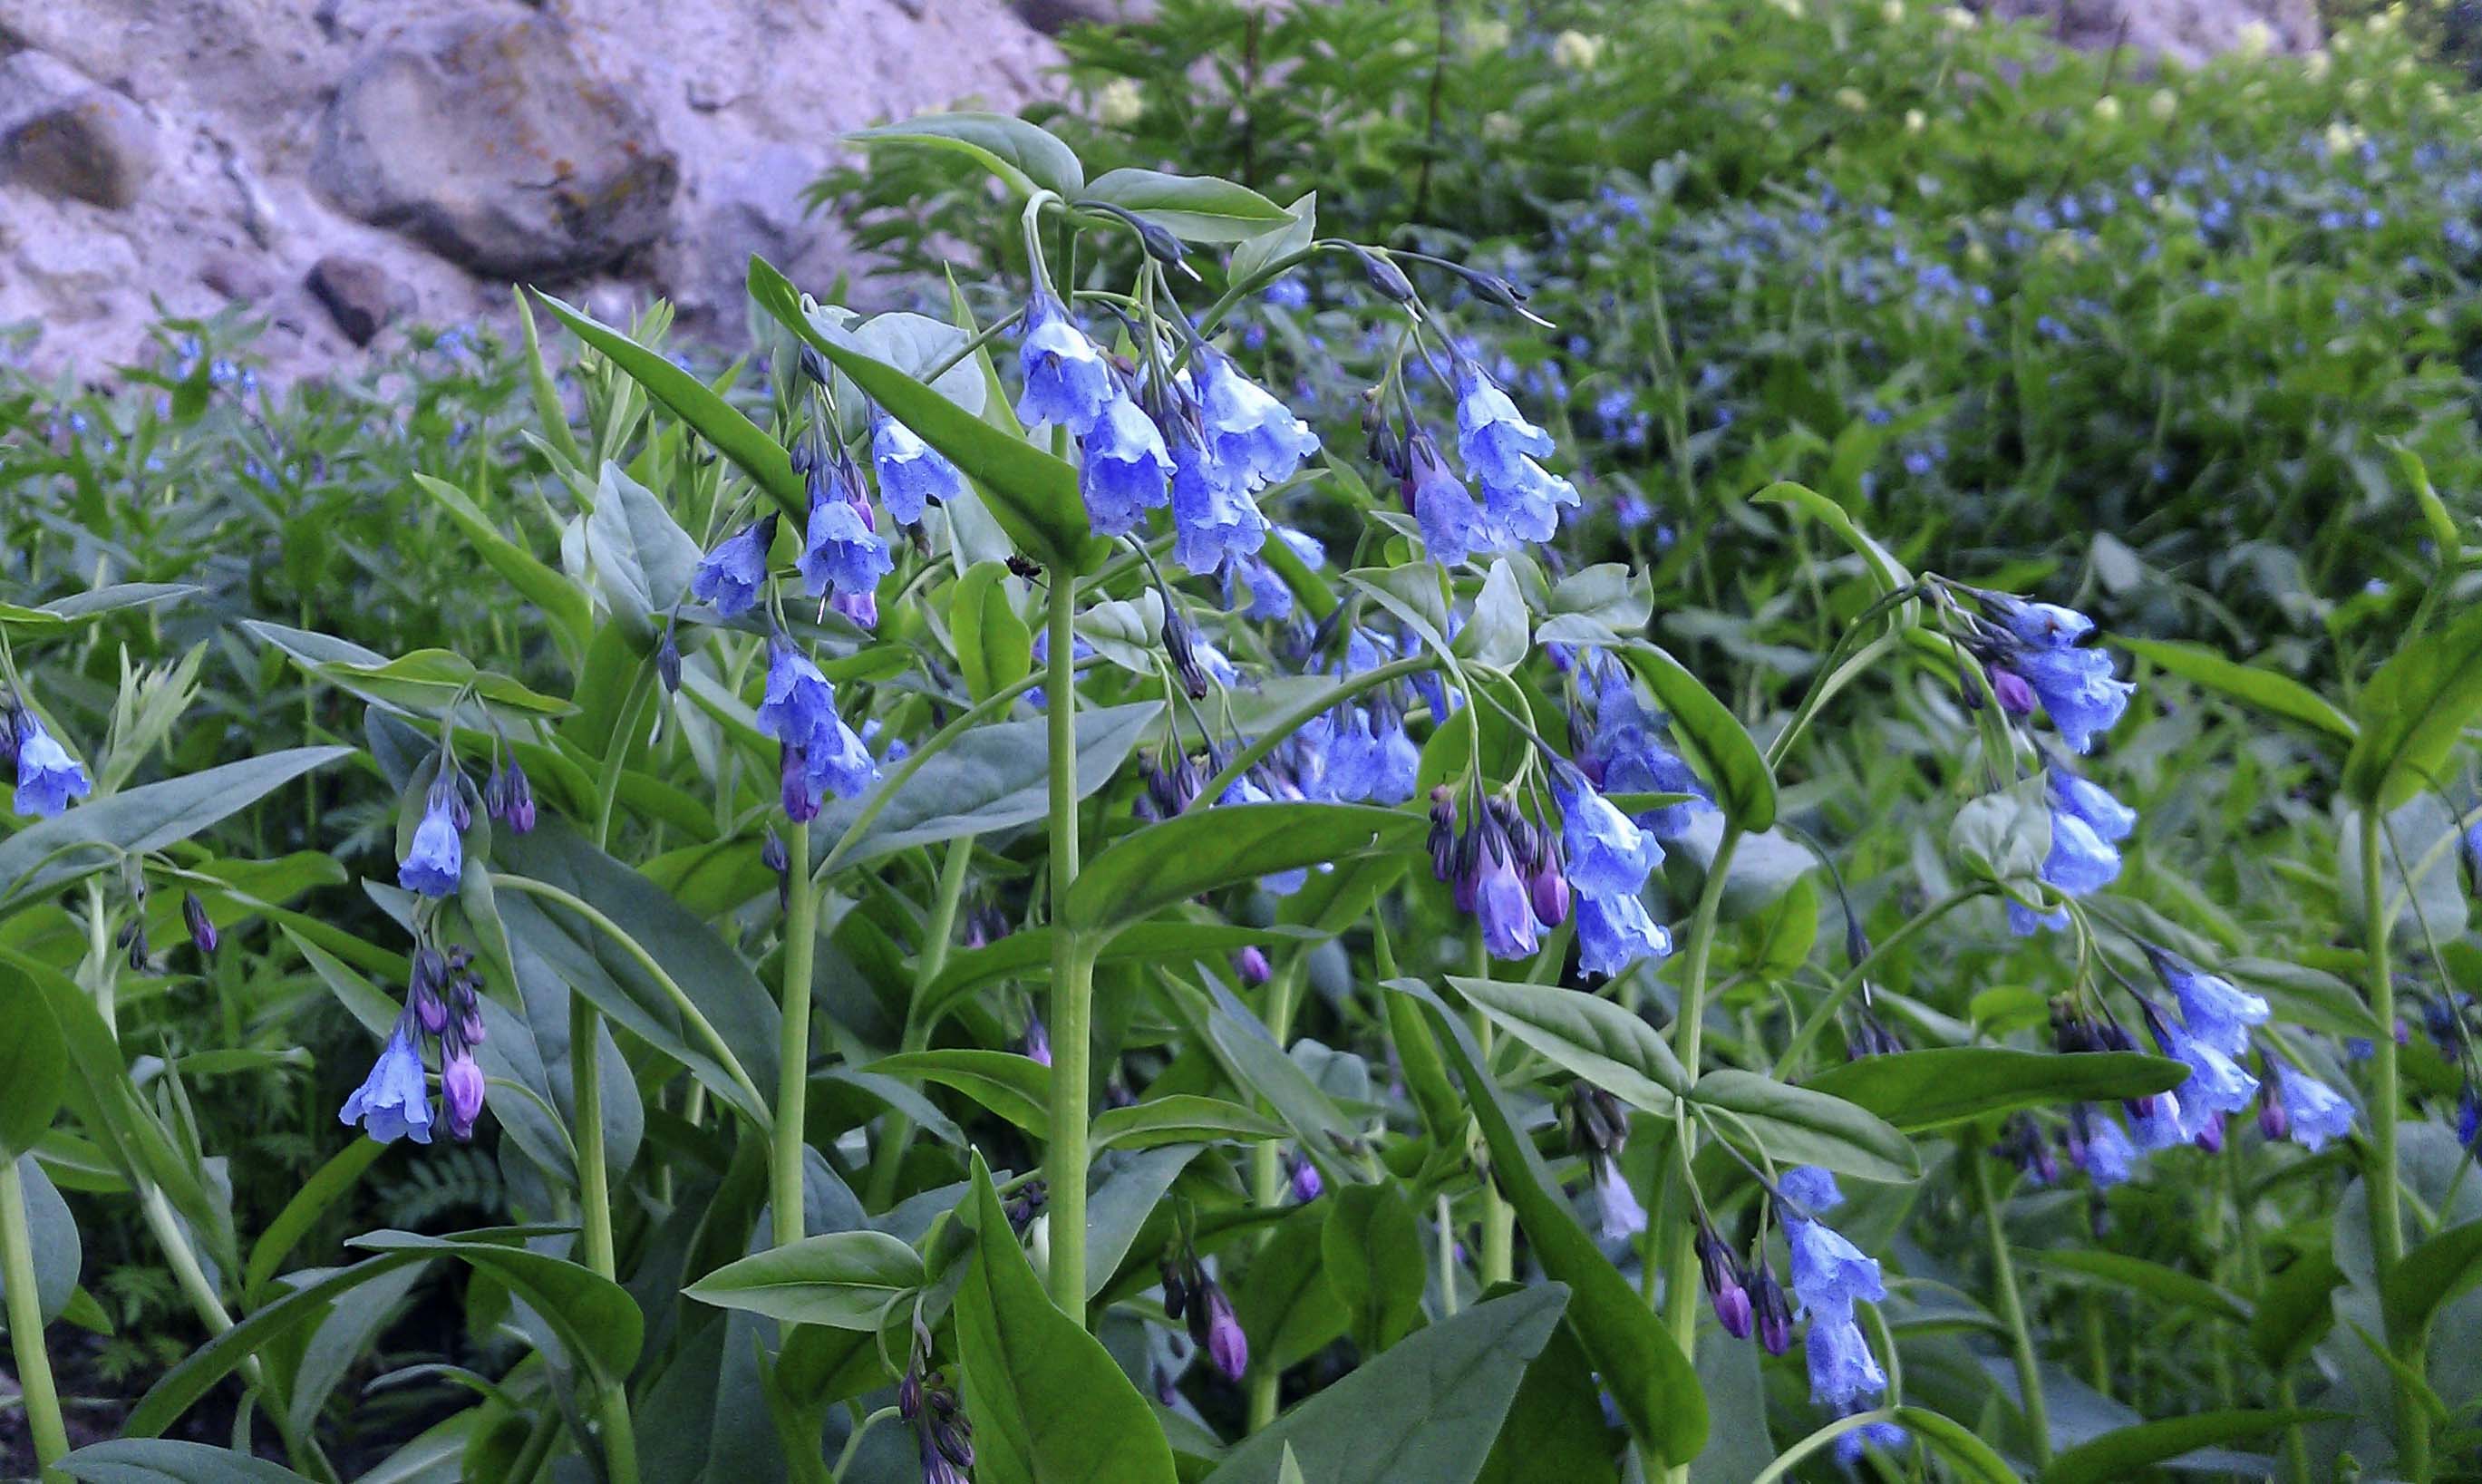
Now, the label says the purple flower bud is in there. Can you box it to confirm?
[1202,1284,1248,1382]
[441,1050,486,1140]
[1159,1258,1189,1321]
[2257,1081,2290,1143]
[182,892,218,956]
[1991,666,2036,715]
[1022,1013,1052,1067]
[1287,1153,1323,1204]
[1753,1267,1794,1355]
[1234,946,1273,986]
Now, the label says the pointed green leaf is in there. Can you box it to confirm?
[1067,803,1424,933]
[1447,975,1685,1113]
[2118,638,2354,742]
[1082,168,1292,242]
[847,112,1084,199]
[1691,1069,1919,1183]
[950,560,1036,702]
[2039,1410,2344,1484]
[684,1230,926,1330]
[868,1051,1052,1139]
[2342,602,2482,810]
[1617,644,1775,831]
[1800,1048,2186,1134]
[1092,1095,1286,1152]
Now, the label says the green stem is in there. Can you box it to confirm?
[1247,957,1305,1431]
[1974,1151,2051,1466]
[592,1378,640,1484]
[503,1407,564,1484]
[1661,821,1740,1484]
[867,839,976,1210]
[572,996,616,1278]
[2361,809,2429,1481]
[1042,587,1093,1322]
[1,1159,69,1482]
[1772,886,1988,1077]
[776,819,817,1248]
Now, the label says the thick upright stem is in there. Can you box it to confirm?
[1,1159,69,1482]
[2361,810,2429,1480]
[572,996,616,1279]
[775,818,817,1247]
[1975,1151,2051,1466]
[1661,821,1740,1484]
[1042,587,1091,1321]
[1248,958,1304,1430]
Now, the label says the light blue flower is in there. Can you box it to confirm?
[1168,439,1269,576]
[691,515,775,618]
[1473,839,1541,962]
[397,784,463,898]
[2008,601,2096,648]
[1836,1421,1910,1464]
[2161,955,2269,1058]
[2016,645,2133,752]
[1452,362,1554,487]
[1805,1307,1886,1409]
[2273,1063,2354,1151]
[1079,394,1172,537]
[2083,1113,2139,1187]
[1557,776,1663,897]
[1409,434,1486,565]
[1015,291,1113,435]
[1575,889,1671,975]
[341,1027,433,1144]
[1197,348,1320,490]
[1779,1165,1843,1213]
[758,640,839,751]
[2051,770,2137,843]
[1594,1157,1647,1240]
[870,414,964,525]
[2157,1019,2260,1142]
[10,711,91,818]
[799,478,894,598]
[1789,1216,1886,1314]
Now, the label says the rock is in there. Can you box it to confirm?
[3,87,159,209]
[305,254,402,345]
[1991,0,2317,64]
[199,250,278,304]
[1013,0,1159,32]
[312,13,680,279]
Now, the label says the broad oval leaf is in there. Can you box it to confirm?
[847,112,1085,199]
[684,1230,926,1330]
[1448,975,1686,1112]
[1692,1070,1919,1183]
[1066,802,1424,934]
[1800,1049,2186,1134]
[2342,602,2482,810]
[1082,167,1292,242]
[868,1050,1052,1139]
[950,560,1035,703]
[2381,1215,2482,1343]
[1617,643,1775,831]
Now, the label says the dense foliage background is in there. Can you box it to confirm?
[1,1,2478,1482]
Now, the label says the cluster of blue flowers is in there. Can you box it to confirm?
[341,943,490,1144]
[396,757,534,897]
[4,700,92,817]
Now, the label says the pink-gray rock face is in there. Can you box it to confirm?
[312,14,679,278]
[1991,0,2318,66]
[4,86,160,209]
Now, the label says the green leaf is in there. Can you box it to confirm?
[1616,644,1775,831]
[5,1155,80,1324]
[1229,190,1317,286]
[1949,778,2052,888]
[1161,976,1364,1175]
[1092,1095,1286,1152]
[242,1138,389,1299]
[2250,1249,2342,1367]
[350,1229,643,1378]
[2387,442,2462,565]
[954,1152,1178,1484]
[1537,563,1653,647]
[950,560,1035,702]
[750,255,1108,574]
[0,967,68,1155]
[585,461,703,641]
[56,1440,321,1482]
[1750,480,1913,596]
[2118,638,2355,742]
[1086,1144,1203,1301]
[1198,1286,1569,1484]
[684,1230,927,1329]
[1799,1050,2187,1135]
[1691,1070,1919,1183]
[2015,1247,2251,1324]
[410,473,593,656]
[1321,1183,1426,1353]
[918,922,1324,1033]
[2039,1410,2342,1484]
[1454,558,1531,669]
[2342,601,2482,810]
[1236,1204,1351,1371]
[531,292,804,518]
[1401,983,1706,1465]
[848,112,1084,198]
[1082,168,1292,242]
[1890,1407,2024,1483]
[1343,566,1454,653]
[0,582,199,637]
[1475,1308,1623,1484]
[868,1051,1052,1139]
[1447,975,1686,1113]
[0,747,353,911]
[1067,803,1424,933]
[2381,1216,2482,1343]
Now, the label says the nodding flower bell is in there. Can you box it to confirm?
[690,513,776,618]
[2266,1062,2354,1151]
[1021,1012,1052,1068]
[1565,1084,1645,1240]
[341,1024,433,1145]
[800,458,894,616]
[1200,1280,1248,1382]
[7,705,92,818]
[1405,430,1484,567]
[441,1050,485,1140]
[1194,345,1320,490]
[2147,946,2268,1059]
[1454,800,1544,961]
[398,773,466,898]
[1015,289,1114,435]
[1452,359,1577,546]
[869,413,965,526]
[1081,391,1174,538]
[758,637,878,820]
[1168,423,1271,577]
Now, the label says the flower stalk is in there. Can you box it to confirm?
[0,1157,69,1483]
[1043,579,1094,1321]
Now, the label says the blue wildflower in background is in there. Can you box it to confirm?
[2152,951,2270,1058]
[8,708,91,817]
[1556,772,1663,897]
[759,638,877,820]
[2080,1111,2139,1188]
[1452,361,1578,546]
[1015,290,1113,435]
[342,1025,433,1144]
[398,777,465,897]
[691,513,776,618]
[2268,1062,2354,1151]
[2010,804,2123,935]
[870,413,964,525]
[2153,1014,2260,1145]
[1080,394,1173,537]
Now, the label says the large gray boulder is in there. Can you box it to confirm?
[312,12,680,278]
[2,73,159,209]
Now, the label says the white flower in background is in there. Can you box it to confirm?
[2148,88,2177,121]
[2092,95,2122,124]
[1550,30,1605,69]
[1096,79,1143,128]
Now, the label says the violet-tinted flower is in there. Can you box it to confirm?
[1169,436,1270,576]
[1406,432,1486,566]
[1575,889,1672,976]
[1557,774,1663,897]
[342,1026,433,1144]
[691,514,775,617]
[2082,1111,2140,1187]
[1990,666,2037,715]
[10,709,90,818]
[1593,1157,1647,1240]
[1472,831,1541,960]
[1022,1013,1052,1067]
[1080,393,1174,536]
[870,414,964,525]
[1805,1306,1886,1409]
[398,781,464,898]
[1016,290,1113,434]
[1754,1267,1794,1355]
[1233,946,1272,986]
[1788,1214,1886,1314]
[1779,1165,1843,1213]
[182,892,218,955]
[441,1049,485,1140]
[1696,1227,1754,1339]
[1201,1283,1247,1381]
[2153,950,2269,1058]
[800,470,895,600]
[1287,1152,1323,1204]
[487,761,537,834]
[2015,644,2134,753]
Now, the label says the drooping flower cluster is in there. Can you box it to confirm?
[757,638,878,822]
[1776,1166,1899,1458]
[342,943,489,1144]
[1556,768,1672,976]
[1160,1247,1247,1382]
[897,1334,975,1484]
[2010,763,2137,935]
[1974,595,2135,754]
[5,699,92,818]
[1564,1083,1643,1241]
[397,771,471,897]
